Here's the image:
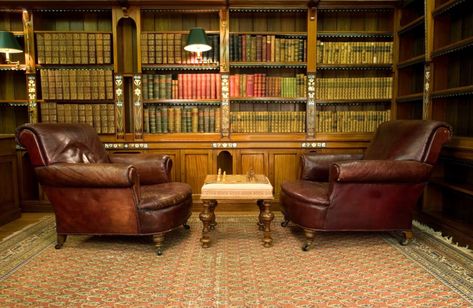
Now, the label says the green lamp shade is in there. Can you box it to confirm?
[184,27,212,53]
[0,31,23,54]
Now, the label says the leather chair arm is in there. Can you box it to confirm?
[35,163,139,187]
[330,160,432,183]
[109,153,172,184]
[301,153,364,181]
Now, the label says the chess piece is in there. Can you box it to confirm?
[247,168,255,182]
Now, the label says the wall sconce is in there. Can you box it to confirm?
[184,27,211,63]
[0,31,23,66]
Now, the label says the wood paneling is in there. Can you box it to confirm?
[237,149,268,175]
[0,136,20,225]
[180,149,213,196]
[268,150,301,199]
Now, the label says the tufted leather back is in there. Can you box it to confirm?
[16,123,110,167]
[364,120,452,165]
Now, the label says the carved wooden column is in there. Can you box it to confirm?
[133,74,143,140]
[114,75,125,139]
[219,8,230,137]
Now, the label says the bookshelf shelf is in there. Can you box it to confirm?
[0,64,27,71]
[317,31,393,39]
[316,99,392,104]
[141,65,220,71]
[317,64,392,70]
[432,36,473,58]
[398,16,424,35]
[36,65,114,70]
[431,85,473,99]
[229,31,307,37]
[0,100,29,105]
[143,99,221,106]
[397,54,425,69]
[396,93,423,103]
[230,63,306,68]
[230,97,307,102]
[432,0,468,17]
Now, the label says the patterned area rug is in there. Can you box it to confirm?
[1,213,472,307]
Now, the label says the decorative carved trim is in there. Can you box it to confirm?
[423,64,431,119]
[221,73,230,137]
[114,75,125,139]
[133,75,143,140]
[306,73,316,138]
[27,75,37,124]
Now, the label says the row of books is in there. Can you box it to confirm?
[141,33,219,65]
[317,41,393,65]
[36,32,112,65]
[144,105,221,133]
[40,102,115,134]
[142,73,221,100]
[230,74,307,98]
[40,69,114,101]
[230,111,306,133]
[230,34,307,63]
[316,110,391,132]
[315,77,393,100]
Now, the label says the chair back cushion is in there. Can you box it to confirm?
[16,123,109,167]
[363,120,452,164]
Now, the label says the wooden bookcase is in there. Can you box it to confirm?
[0,10,28,134]
[315,7,394,133]
[33,9,115,135]
[229,8,308,135]
[418,0,473,247]
[395,0,425,120]
[140,9,221,135]
[1,0,400,211]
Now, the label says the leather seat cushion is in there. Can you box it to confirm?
[139,182,192,211]
[281,180,330,206]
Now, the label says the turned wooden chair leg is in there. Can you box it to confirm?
[153,233,165,256]
[302,229,316,251]
[400,230,414,246]
[55,234,67,249]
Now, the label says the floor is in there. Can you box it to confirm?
[0,212,51,241]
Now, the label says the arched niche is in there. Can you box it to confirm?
[216,150,233,175]
[116,17,137,74]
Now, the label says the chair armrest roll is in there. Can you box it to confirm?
[109,153,172,184]
[301,153,364,181]
[36,163,138,187]
[330,160,432,183]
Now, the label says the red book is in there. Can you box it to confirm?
[247,74,254,97]
[196,74,202,99]
[216,74,221,99]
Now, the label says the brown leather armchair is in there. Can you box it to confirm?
[280,120,452,251]
[16,123,193,255]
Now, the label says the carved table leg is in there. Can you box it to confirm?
[257,199,265,231]
[200,200,215,248]
[260,201,274,247]
[208,200,218,230]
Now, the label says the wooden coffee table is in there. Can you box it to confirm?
[199,174,274,248]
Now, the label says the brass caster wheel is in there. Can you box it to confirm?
[54,243,63,249]
[183,224,190,230]
[281,220,289,227]
[156,249,163,256]
[302,244,310,251]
